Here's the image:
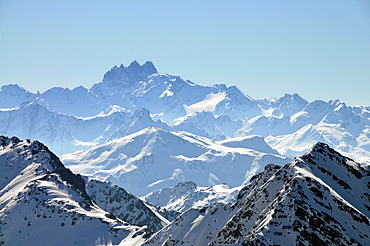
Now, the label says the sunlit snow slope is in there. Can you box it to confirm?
[1,61,369,165]
[62,127,290,197]
[0,136,166,246]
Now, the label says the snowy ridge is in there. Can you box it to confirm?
[0,136,165,245]
[145,143,370,246]
[1,61,369,164]
[61,127,290,197]
[141,181,241,213]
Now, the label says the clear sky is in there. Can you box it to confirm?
[1,0,369,106]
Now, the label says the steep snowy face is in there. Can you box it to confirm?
[142,181,241,213]
[217,135,279,155]
[84,178,167,234]
[0,101,170,156]
[237,98,370,164]
[0,136,164,246]
[0,102,79,155]
[171,111,243,139]
[238,114,292,137]
[0,84,37,108]
[213,85,262,120]
[62,127,290,197]
[40,86,111,117]
[90,61,263,122]
[145,143,370,246]
[271,93,308,117]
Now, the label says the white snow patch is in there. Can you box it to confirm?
[184,92,226,114]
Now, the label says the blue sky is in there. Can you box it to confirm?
[1,0,369,106]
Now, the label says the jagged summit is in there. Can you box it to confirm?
[89,60,159,99]
[102,60,158,84]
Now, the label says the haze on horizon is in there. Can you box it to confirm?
[0,0,369,106]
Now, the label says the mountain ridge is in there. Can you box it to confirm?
[145,142,370,246]
[1,61,369,165]
[0,136,167,245]
[61,127,290,197]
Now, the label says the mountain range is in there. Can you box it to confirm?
[1,61,369,166]
[1,61,370,245]
[1,137,368,245]
[60,127,289,197]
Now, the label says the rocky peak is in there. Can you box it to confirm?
[1,136,92,207]
[173,181,197,193]
[300,142,350,169]
[272,93,308,117]
[102,60,158,85]
[0,135,21,146]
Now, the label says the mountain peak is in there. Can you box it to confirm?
[104,60,158,82]
[309,141,332,152]
[304,142,345,162]
[128,60,140,68]
[90,60,159,96]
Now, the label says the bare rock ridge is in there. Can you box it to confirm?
[102,60,158,84]
[91,60,158,96]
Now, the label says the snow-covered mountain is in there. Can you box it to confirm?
[0,136,167,245]
[2,60,369,245]
[40,86,112,117]
[141,181,241,213]
[264,100,370,163]
[0,99,170,155]
[1,61,369,165]
[61,127,290,197]
[145,143,370,246]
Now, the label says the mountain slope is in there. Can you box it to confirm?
[1,61,370,165]
[0,84,37,108]
[241,99,370,164]
[0,136,165,245]
[61,127,290,197]
[40,86,111,117]
[145,143,370,246]
[141,181,241,213]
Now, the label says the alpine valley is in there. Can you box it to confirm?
[0,61,369,245]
